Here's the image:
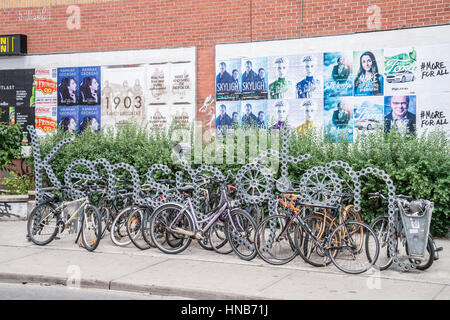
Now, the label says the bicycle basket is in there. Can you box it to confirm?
[399,200,433,259]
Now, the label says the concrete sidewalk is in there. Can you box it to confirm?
[0,220,448,300]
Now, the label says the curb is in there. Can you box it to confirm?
[0,272,268,300]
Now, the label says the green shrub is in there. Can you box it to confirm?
[33,123,449,237]
[0,123,22,168]
[0,170,35,195]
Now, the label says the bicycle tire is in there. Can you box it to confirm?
[255,214,298,265]
[99,205,110,239]
[81,205,102,252]
[367,216,394,271]
[110,205,134,247]
[126,207,152,250]
[329,221,379,274]
[149,203,193,254]
[27,202,60,246]
[225,209,257,261]
[294,213,338,267]
[208,222,233,254]
[406,235,435,271]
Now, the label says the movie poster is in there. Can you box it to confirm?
[57,105,79,135]
[352,96,384,139]
[384,95,417,134]
[352,49,384,96]
[416,94,450,135]
[292,53,324,99]
[383,47,417,96]
[170,62,195,104]
[416,44,450,94]
[216,58,241,101]
[240,100,268,129]
[147,63,171,105]
[324,96,354,142]
[215,100,240,137]
[240,57,268,100]
[34,68,58,138]
[294,98,324,135]
[101,65,146,128]
[268,56,296,100]
[79,66,101,105]
[323,52,353,98]
[78,105,101,134]
[57,67,79,106]
[268,99,291,130]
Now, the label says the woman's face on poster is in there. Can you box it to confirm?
[68,118,76,133]
[69,79,77,93]
[90,78,99,92]
[90,118,99,132]
[361,54,373,73]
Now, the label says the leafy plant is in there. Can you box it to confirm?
[0,170,35,195]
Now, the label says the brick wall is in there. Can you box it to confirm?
[1,0,449,123]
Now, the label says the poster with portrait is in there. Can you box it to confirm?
[169,104,195,130]
[147,63,171,105]
[216,58,241,101]
[383,47,418,96]
[146,106,169,131]
[267,99,291,130]
[293,53,324,99]
[240,100,268,129]
[57,105,79,135]
[416,94,450,135]
[294,98,324,135]
[215,100,240,137]
[352,49,384,97]
[416,44,450,95]
[268,56,296,100]
[79,66,101,105]
[384,95,417,134]
[352,96,384,139]
[323,51,353,98]
[57,67,79,106]
[240,57,268,100]
[101,65,146,128]
[324,96,354,143]
[35,68,58,137]
[78,105,101,134]
[170,62,195,104]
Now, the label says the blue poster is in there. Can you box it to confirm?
[78,105,101,134]
[57,105,79,134]
[324,96,354,142]
[57,67,79,106]
[241,57,268,100]
[384,95,417,134]
[216,58,241,101]
[79,66,101,105]
[353,97,384,134]
[323,52,353,98]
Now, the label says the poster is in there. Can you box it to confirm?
[147,106,169,131]
[416,44,450,94]
[352,96,384,139]
[384,47,417,96]
[384,95,417,134]
[416,94,450,135]
[240,57,268,100]
[169,104,195,130]
[170,62,195,104]
[352,49,384,96]
[57,67,79,106]
[78,105,101,134]
[268,56,296,99]
[216,58,241,101]
[293,54,323,99]
[35,68,58,137]
[268,99,290,130]
[323,51,353,97]
[215,101,240,136]
[147,63,171,105]
[57,105,79,134]
[79,66,101,105]
[324,96,354,142]
[240,100,267,129]
[294,98,323,134]
[101,65,146,128]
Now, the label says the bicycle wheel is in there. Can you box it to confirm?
[208,221,233,254]
[367,216,394,271]
[255,214,298,265]
[27,202,60,246]
[329,221,379,274]
[225,209,257,261]
[245,204,264,226]
[98,205,110,239]
[149,203,193,254]
[294,213,338,267]
[406,235,435,271]
[80,205,102,252]
[110,206,134,247]
[126,207,152,250]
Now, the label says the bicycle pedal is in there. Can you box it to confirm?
[435,247,443,252]
[54,236,61,240]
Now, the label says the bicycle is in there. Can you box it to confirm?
[27,184,102,252]
[367,192,442,271]
[149,171,258,261]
